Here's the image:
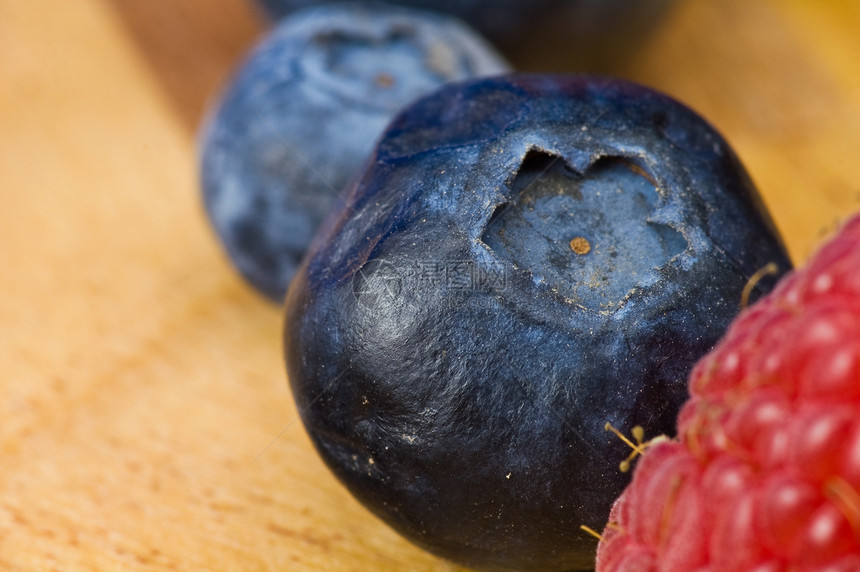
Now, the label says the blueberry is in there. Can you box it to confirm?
[284,75,792,571]
[199,3,509,301]
[254,0,675,71]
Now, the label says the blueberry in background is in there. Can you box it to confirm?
[199,2,510,301]
[254,0,676,72]
[284,74,792,571]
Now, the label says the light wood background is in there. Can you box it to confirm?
[2,1,859,570]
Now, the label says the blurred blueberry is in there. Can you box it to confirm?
[284,74,792,570]
[254,0,675,71]
[200,2,509,300]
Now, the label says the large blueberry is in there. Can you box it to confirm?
[255,0,675,71]
[284,75,791,571]
[200,3,509,301]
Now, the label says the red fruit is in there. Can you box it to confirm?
[596,215,860,571]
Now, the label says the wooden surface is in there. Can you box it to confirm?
[2,1,860,570]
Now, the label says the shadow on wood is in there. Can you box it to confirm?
[107,0,265,130]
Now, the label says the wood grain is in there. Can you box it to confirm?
[2,0,859,570]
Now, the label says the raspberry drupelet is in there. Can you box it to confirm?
[596,214,860,572]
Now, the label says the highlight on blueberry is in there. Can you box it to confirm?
[199,2,509,300]
[284,74,792,571]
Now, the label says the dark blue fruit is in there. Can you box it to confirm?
[255,0,675,71]
[284,75,792,571]
[200,3,509,301]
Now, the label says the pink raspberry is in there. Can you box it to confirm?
[596,214,860,571]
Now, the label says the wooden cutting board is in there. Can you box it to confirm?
[2,0,859,569]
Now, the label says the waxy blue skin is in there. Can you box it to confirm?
[284,75,792,571]
[200,3,509,301]
[256,0,675,70]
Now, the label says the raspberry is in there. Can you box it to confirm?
[595,214,860,571]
